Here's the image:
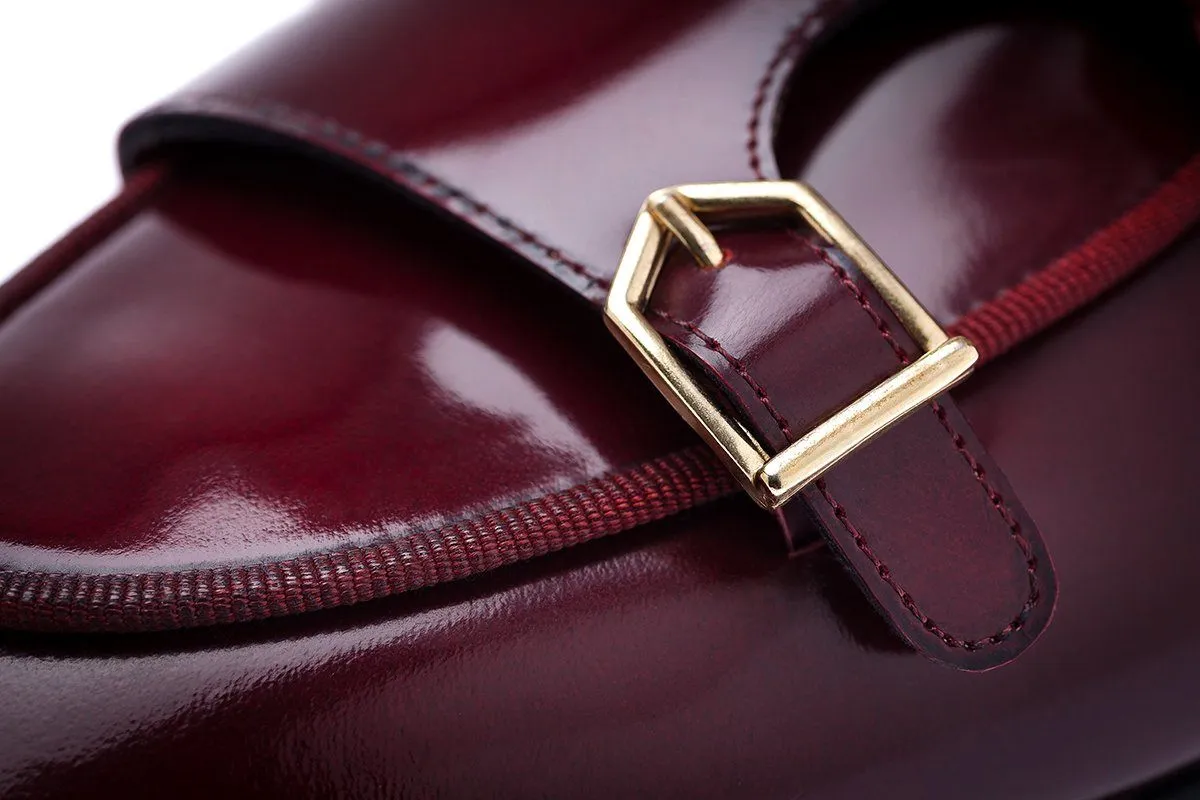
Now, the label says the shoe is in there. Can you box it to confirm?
[2,2,1199,797]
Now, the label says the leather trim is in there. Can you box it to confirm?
[652,232,1055,669]
[0,446,735,633]
[0,164,169,323]
[119,94,1200,363]
[123,95,614,302]
[952,156,1200,362]
[121,95,614,301]
[118,0,851,304]
[746,0,851,180]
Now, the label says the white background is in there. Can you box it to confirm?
[0,1,313,283]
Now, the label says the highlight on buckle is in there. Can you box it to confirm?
[604,181,979,510]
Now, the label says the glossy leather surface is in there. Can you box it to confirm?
[779,1,1200,320]
[0,156,694,573]
[107,0,1192,647]
[652,233,1055,668]
[122,0,1199,317]
[3,231,1200,799]
[1,0,1199,797]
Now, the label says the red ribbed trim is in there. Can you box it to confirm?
[949,154,1200,363]
[0,446,736,633]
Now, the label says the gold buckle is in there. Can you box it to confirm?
[604,181,979,510]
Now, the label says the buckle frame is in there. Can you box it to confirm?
[604,181,979,510]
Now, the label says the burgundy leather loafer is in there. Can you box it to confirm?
[2,1,1199,797]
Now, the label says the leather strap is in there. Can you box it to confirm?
[651,230,1054,668]
[113,0,1073,668]
[118,0,854,302]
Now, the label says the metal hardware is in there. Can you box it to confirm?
[604,181,978,509]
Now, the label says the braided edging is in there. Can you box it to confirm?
[0,446,737,633]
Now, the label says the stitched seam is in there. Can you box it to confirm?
[656,233,1039,650]
[145,92,1197,351]
[170,95,614,293]
[813,475,1037,650]
[790,233,1041,650]
[653,310,798,439]
[747,1,842,180]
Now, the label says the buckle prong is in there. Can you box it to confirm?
[605,181,978,510]
[646,190,725,269]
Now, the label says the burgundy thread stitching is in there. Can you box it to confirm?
[788,234,1042,649]
[788,233,914,365]
[175,95,614,293]
[656,234,1041,650]
[653,309,797,439]
[813,476,1037,650]
[747,1,841,179]
[155,92,1198,367]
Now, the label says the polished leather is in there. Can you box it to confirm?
[652,232,1054,668]
[0,156,695,574]
[111,0,1194,670]
[1,0,1199,797]
[4,214,1200,799]
[120,0,1199,316]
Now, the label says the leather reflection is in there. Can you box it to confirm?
[0,500,827,798]
[0,151,691,567]
[776,0,1199,322]
[419,323,608,474]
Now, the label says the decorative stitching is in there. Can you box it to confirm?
[790,234,1042,650]
[140,92,1200,363]
[813,475,1037,650]
[787,232,915,364]
[747,0,843,180]
[653,310,798,440]
[173,95,615,294]
[659,234,1040,651]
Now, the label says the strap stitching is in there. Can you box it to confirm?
[132,94,1068,648]
[747,0,844,180]
[792,234,1041,650]
[658,236,1041,651]
[172,95,616,294]
[652,310,799,439]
